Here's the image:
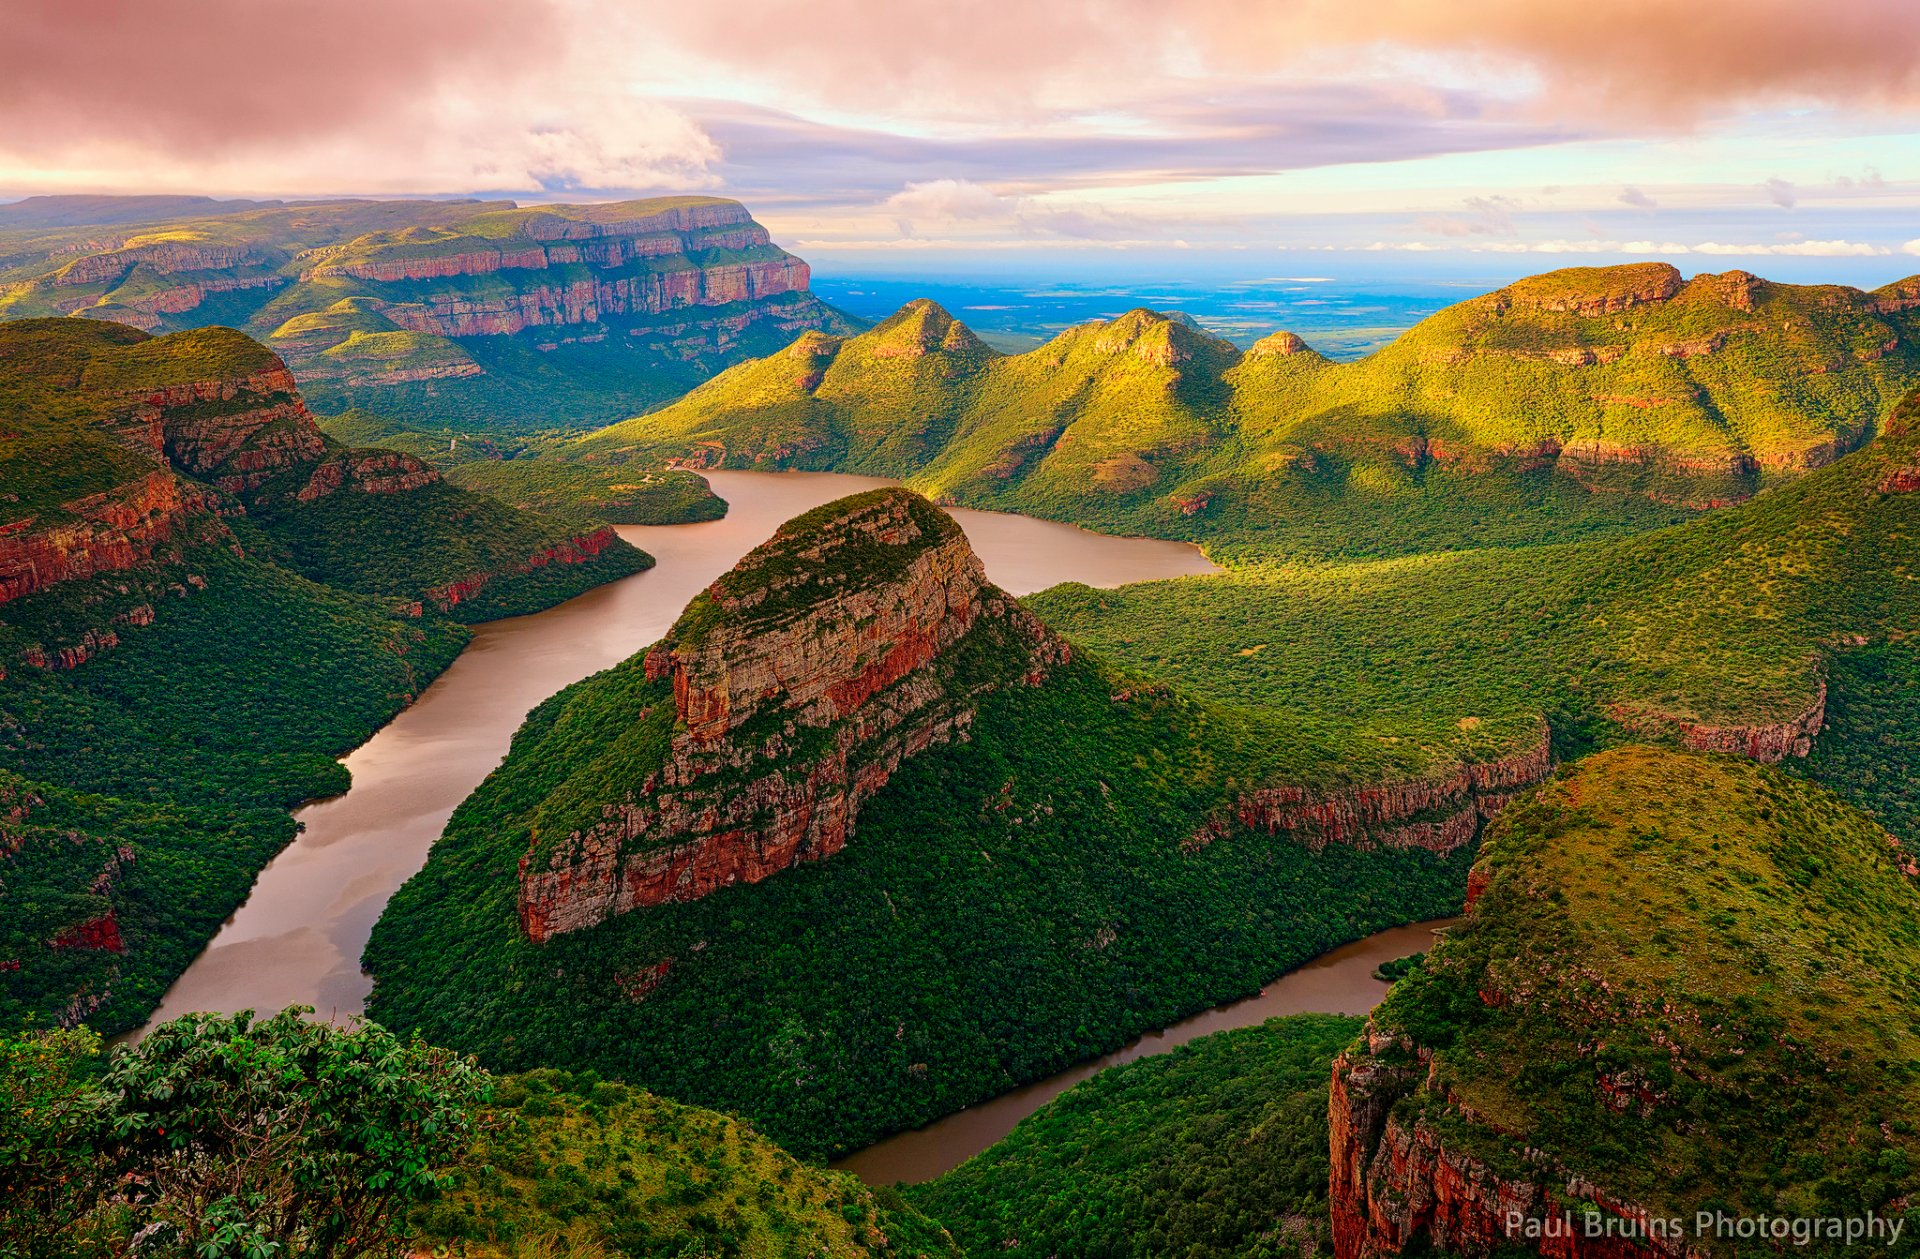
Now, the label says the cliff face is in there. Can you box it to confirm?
[0,470,228,610]
[1188,723,1552,856]
[1327,748,1920,1259]
[517,489,1068,942]
[0,197,852,419]
[1607,682,1826,762]
[1329,1031,1701,1259]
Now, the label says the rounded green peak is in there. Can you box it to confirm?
[1246,329,1320,358]
[861,299,986,357]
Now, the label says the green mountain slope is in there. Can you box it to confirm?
[0,195,860,431]
[0,318,644,1034]
[1337,746,1920,1257]
[574,267,1920,558]
[365,490,1477,1159]
[416,1068,960,1258]
[1031,390,1920,845]
[909,1013,1359,1259]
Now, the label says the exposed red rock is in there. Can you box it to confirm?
[423,526,622,612]
[48,911,126,954]
[1188,723,1552,855]
[0,470,226,608]
[1330,1029,1704,1259]
[1608,682,1825,763]
[517,490,1068,942]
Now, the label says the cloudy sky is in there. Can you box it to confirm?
[6,0,1920,276]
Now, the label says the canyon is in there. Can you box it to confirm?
[0,196,857,427]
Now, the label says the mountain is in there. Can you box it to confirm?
[1033,385,1920,850]
[0,196,859,430]
[1332,746,1920,1258]
[0,318,645,1034]
[365,489,1485,1157]
[572,266,1920,557]
[0,318,650,622]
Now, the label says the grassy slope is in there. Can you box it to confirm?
[415,1068,959,1259]
[319,409,729,525]
[574,268,1920,559]
[908,1014,1359,1259]
[1028,405,1920,843]
[1376,746,1920,1233]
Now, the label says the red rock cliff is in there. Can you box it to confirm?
[1187,722,1553,856]
[516,489,1068,942]
[1330,1027,1704,1259]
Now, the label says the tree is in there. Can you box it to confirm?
[0,1025,109,1259]
[100,1008,490,1259]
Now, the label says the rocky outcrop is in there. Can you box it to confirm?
[1187,722,1552,854]
[0,471,226,608]
[373,255,811,338]
[1608,682,1825,763]
[424,526,623,612]
[1330,1027,1704,1259]
[110,365,329,493]
[1501,263,1685,317]
[295,450,440,501]
[516,489,1068,941]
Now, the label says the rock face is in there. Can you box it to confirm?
[1329,1029,1702,1259]
[0,197,853,408]
[1187,723,1552,855]
[1607,683,1826,762]
[0,471,227,609]
[516,489,1068,942]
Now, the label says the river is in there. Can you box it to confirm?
[138,471,1221,1032]
[833,918,1454,1184]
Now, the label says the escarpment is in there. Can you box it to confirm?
[1329,748,1920,1259]
[0,196,854,422]
[516,489,1068,941]
[1188,722,1553,856]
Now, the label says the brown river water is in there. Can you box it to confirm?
[137,470,1437,1185]
[139,471,1220,1030]
[833,918,1455,1184]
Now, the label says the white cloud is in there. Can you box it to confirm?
[1354,238,1889,256]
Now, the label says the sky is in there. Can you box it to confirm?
[5,0,1920,282]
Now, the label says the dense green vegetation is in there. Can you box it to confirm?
[1,1013,951,1259]
[367,636,1470,1159]
[1030,411,1920,842]
[909,1014,1357,1259]
[319,409,730,524]
[1371,746,1920,1244]
[0,195,858,432]
[243,473,654,620]
[575,268,1920,560]
[0,318,651,1032]
[0,1011,488,1259]
[417,1068,958,1258]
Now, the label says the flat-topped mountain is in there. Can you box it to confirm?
[0,196,857,429]
[574,265,1920,554]
[366,490,1501,1157]
[1333,746,1920,1258]
[515,488,1068,941]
